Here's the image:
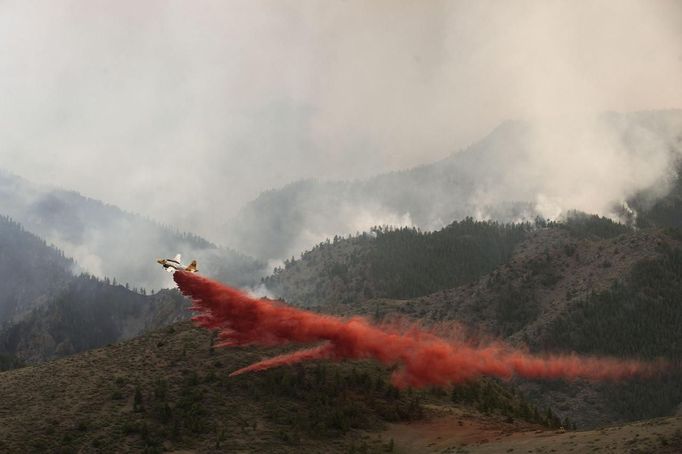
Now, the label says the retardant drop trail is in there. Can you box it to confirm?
[174,271,662,388]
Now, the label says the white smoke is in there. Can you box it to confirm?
[0,0,680,243]
[469,112,682,222]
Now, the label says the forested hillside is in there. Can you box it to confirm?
[2,211,645,443]
[0,215,192,364]
[0,215,74,322]
[0,353,23,372]
[264,218,529,307]
[297,216,679,427]
[0,275,189,363]
[2,196,681,445]
[634,162,682,228]
[540,245,682,422]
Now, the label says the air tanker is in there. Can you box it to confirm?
[157,254,198,273]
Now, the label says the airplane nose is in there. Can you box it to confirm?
[157,259,163,264]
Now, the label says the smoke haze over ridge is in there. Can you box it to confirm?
[1,0,681,251]
[228,111,682,261]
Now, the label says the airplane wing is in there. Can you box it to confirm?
[166,267,175,274]
[174,253,182,263]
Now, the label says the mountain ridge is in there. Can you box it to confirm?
[226,110,682,261]
[0,170,265,291]
[0,214,191,364]
[265,215,682,428]
[0,215,74,323]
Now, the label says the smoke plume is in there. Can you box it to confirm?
[2,1,680,245]
[174,271,661,388]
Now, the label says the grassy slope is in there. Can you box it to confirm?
[0,322,550,454]
[385,415,682,454]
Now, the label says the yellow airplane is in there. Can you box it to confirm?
[157,254,198,273]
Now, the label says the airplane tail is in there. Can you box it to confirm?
[185,260,198,273]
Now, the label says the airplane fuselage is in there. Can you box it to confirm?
[157,255,198,273]
[157,258,183,271]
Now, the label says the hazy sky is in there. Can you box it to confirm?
[1,0,681,241]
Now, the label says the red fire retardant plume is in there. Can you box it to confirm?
[174,271,661,388]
